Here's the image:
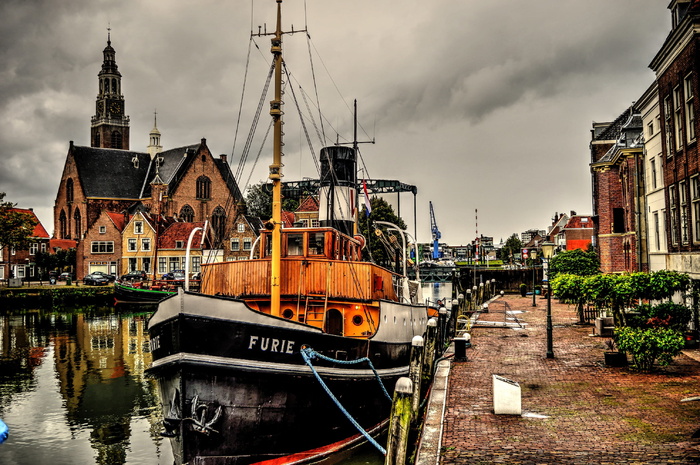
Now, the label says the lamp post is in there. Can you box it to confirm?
[541,241,556,359]
[531,249,537,307]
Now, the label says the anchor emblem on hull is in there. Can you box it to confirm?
[160,390,223,437]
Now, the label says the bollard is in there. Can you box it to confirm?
[453,333,471,361]
[423,318,438,384]
[437,306,447,350]
[409,335,424,418]
[451,299,459,338]
[385,377,413,465]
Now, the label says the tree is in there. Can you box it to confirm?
[244,182,299,220]
[548,247,600,281]
[0,193,38,272]
[358,197,406,270]
[499,234,522,264]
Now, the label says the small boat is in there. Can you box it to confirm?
[114,280,176,303]
[147,1,437,463]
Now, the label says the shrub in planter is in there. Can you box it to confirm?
[519,283,527,297]
[614,327,685,372]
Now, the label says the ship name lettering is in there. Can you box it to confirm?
[150,335,160,352]
[248,335,295,354]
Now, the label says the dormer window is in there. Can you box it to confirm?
[176,240,184,249]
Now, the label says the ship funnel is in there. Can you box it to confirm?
[319,146,356,236]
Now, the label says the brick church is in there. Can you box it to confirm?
[53,34,243,279]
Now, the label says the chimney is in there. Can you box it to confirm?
[220,154,227,163]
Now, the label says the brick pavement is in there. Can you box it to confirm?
[440,294,700,464]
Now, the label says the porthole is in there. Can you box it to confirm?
[282,309,294,319]
[352,315,364,326]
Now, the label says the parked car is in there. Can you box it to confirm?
[120,270,147,281]
[90,271,116,282]
[83,273,110,286]
[58,272,74,281]
[162,270,186,282]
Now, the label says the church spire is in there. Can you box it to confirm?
[147,109,163,159]
[91,28,130,150]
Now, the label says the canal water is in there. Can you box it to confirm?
[0,303,392,465]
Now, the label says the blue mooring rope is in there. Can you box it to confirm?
[300,347,388,455]
[0,418,8,444]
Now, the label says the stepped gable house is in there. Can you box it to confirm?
[53,35,243,279]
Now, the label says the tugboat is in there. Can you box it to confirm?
[147,1,434,463]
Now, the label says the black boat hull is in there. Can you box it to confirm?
[147,291,428,464]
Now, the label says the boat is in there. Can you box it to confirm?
[147,1,436,463]
[114,279,176,303]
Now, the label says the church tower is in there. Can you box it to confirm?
[91,29,130,150]
[147,111,163,159]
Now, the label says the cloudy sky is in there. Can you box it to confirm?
[0,0,672,244]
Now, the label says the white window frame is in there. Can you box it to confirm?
[231,238,240,251]
[674,86,683,151]
[91,241,114,254]
[99,226,106,234]
[237,223,245,233]
[685,73,696,142]
[141,238,151,251]
[128,238,137,252]
[29,243,38,255]
[243,238,252,251]
[650,158,657,190]
[134,221,144,234]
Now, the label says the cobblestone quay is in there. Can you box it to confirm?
[441,294,700,464]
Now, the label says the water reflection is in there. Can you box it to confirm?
[0,304,172,465]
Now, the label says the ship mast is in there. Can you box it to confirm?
[269,0,284,317]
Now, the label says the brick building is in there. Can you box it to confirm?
[590,106,648,273]
[648,0,700,279]
[0,208,50,281]
[53,36,243,279]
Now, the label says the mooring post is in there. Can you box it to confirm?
[451,298,459,338]
[423,318,438,384]
[409,335,424,418]
[385,377,413,465]
[438,306,447,350]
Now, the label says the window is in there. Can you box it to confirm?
[693,177,700,243]
[59,210,67,239]
[40,243,46,253]
[681,180,689,243]
[287,234,304,256]
[180,205,194,222]
[196,176,211,199]
[674,86,683,151]
[15,265,25,278]
[612,208,625,234]
[66,178,74,202]
[29,243,38,255]
[648,121,654,136]
[650,158,657,189]
[99,226,106,234]
[129,257,137,272]
[311,219,320,227]
[685,73,696,142]
[141,238,151,251]
[111,131,122,149]
[308,233,325,255]
[192,256,201,272]
[212,206,226,241]
[158,257,167,273]
[143,257,151,273]
[175,240,184,249]
[128,238,137,252]
[238,223,245,233]
[654,212,661,251]
[243,239,252,251]
[134,221,143,234]
[670,185,678,245]
[231,238,240,251]
[73,209,81,238]
[665,95,673,157]
[169,257,180,272]
[91,241,114,253]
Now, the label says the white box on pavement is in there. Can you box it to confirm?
[493,374,521,415]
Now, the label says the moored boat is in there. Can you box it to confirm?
[147,1,438,463]
[114,280,176,303]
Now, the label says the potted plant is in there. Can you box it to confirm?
[519,283,527,297]
[603,338,627,367]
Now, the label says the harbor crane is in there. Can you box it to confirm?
[429,201,442,259]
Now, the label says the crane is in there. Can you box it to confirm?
[429,201,442,260]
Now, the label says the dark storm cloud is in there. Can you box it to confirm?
[0,0,674,241]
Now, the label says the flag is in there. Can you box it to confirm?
[363,180,372,217]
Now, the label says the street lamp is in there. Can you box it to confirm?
[541,241,556,359]
[531,249,537,307]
